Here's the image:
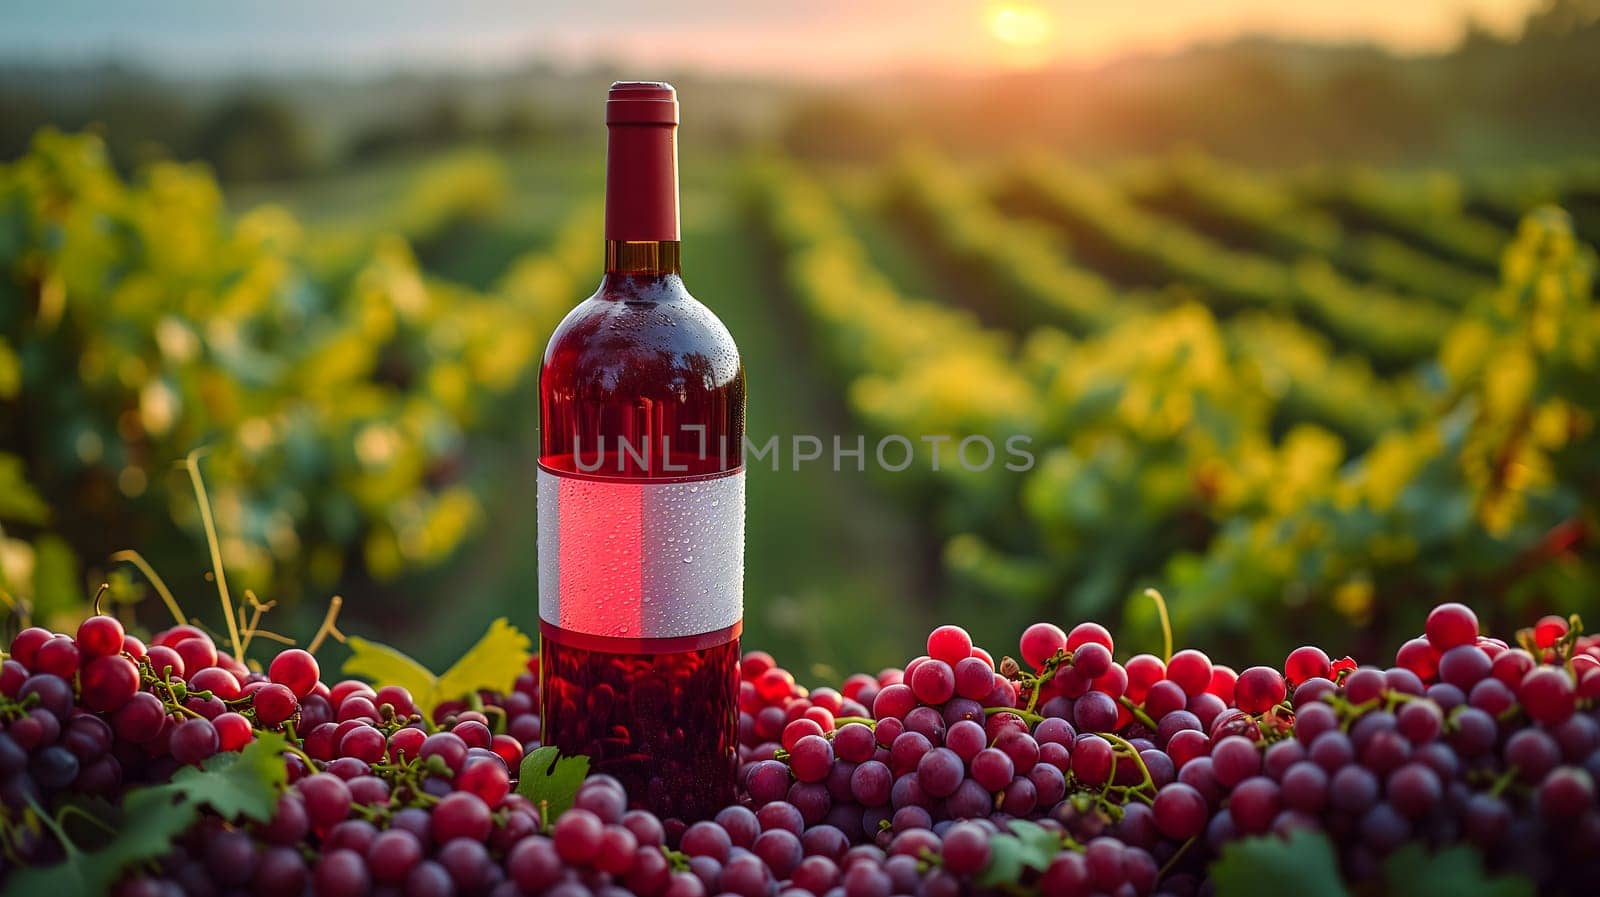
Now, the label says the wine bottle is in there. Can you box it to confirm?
[537,81,745,821]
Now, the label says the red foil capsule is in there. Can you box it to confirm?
[604,80,679,242]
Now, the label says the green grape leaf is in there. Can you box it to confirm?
[974,820,1060,887]
[342,635,438,707]
[1381,844,1533,897]
[343,618,531,714]
[0,453,48,524]
[0,734,289,897]
[974,832,1028,887]
[0,791,200,897]
[1210,831,1350,897]
[1006,819,1063,869]
[162,732,289,822]
[434,617,533,708]
[516,745,590,821]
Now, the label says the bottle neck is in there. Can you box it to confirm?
[605,240,681,277]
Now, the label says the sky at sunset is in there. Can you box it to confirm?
[0,0,1540,77]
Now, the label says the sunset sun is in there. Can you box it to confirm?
[986,1,1054,51]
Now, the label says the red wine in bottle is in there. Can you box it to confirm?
[537,81,745,821]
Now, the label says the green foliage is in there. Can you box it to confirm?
[1380,844,1534,897]
[343,617,532,714]
[1169,207,1598,651]
[162,732,290,820]
[0,132,588,629]
[389,150,510,244]
[1209,833,1534,897]
[755,154,1600,655]
[1296,167,1511,274]
[880,150,1128,335]
[0,733,287,897]
[515,746,591,822]
[885,153,1412,447]
[996,156,1456,369]
[1128,152,1498,309]
[1210,831,1348,897]
[975,819,1062,887]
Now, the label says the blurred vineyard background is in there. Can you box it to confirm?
[1,0,1598,678]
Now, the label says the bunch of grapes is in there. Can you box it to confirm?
[3,601,1599,896]
[1,615,549,893]
[737,610,1599,896]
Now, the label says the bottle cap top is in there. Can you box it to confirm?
[608,81,678,125]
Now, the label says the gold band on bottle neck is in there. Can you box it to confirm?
[605,240,681,275]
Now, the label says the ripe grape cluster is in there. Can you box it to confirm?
[735,610,1599,896]
[1,616,546,894]
[3,602,1598,896]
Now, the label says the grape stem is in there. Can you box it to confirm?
[55,802,117,838]
[1143,588,1173,664]
[307,595,347,654]
[660,845,690,872]
[1099,732,1157,801]
[280,741,318,771]
[237,590,292,657]
[1117,696,1158,732]
[110,549,187,627]
[984,706,1045,725]
[0,691,40,723]
[21,796,82,866]
[186,448,244,663]
[1017,648,1073,715]
[1488,764,1519,798]
[155,677,205,719]
[1158,835,1198,878]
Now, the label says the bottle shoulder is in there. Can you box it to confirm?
[541,277,743,395]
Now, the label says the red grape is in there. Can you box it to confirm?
[81,655,139,712]
[1233,666,1286,714]
[173,635,219,674]
[1533,615,1568,649]
[268,649,321,699]
[925,625,972,665]
[9,627,52,667]
[35,635,81,677]
[1067,622,1113,654]
[1519,666,1576,725]
[1019,623,1067,669]
[213,711,254,752]
[1425,603,1478,651]
[76,615,126,657]
[171,717,220,766]
[254,683,300,727]
[1282,646,1331,686]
